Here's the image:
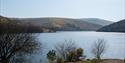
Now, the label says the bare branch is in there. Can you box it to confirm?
[0,33,40,63]
[91,39,106,60]
[55,40,77,61]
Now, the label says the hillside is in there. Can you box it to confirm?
[1,16,115,32]
[0,16,17,33]
[97,19,125,32]
[0,16,44,33]
[81,18,113,26]
[0,16,10,23]
[10,17,104,31]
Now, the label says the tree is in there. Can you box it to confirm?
[67,51,76,62]
[55,40,77,61]
[91,39,106,60]
[47,50,57,63]
[0,33,41,63]
[67,48,85,62]
[76,48,84,61]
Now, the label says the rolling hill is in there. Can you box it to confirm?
[81,18,113,26]
[10,17,110,31]
[1,15,114,32]
[0,16,43,33]
[97,19,125,32]
[0,16,17,33]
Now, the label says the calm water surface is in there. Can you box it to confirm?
[32,31,125,62]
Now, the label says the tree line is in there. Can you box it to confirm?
[0,16,56,33]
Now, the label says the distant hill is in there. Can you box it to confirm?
[0,16,17,33]
[0,16,14,24]
[81,18,113,26]
[97,19,125,32]
[1,16,114,32]
[0,16,44,33]
[10,17,105,31]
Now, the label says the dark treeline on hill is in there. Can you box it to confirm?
[10,17,104,31]
[1,15,114,33]
[0,16,55,33]
[97,19,125,32]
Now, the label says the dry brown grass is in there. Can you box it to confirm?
[100,59,124,63]
[65,59,124,63]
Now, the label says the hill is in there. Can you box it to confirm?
[0,16,44,33]
[1,16,114,32]
[81,18,113,26]
[97,19,125,32]
[0,16,17,33]
[10,17,104,31]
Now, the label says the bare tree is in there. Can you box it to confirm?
[91,39,106,60]
[55,40,77,61]
[0,33,41,63]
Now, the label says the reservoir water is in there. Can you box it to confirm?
[32,31,125,63]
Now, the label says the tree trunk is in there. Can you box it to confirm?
[97,55,101,60]
[1,58,10,63]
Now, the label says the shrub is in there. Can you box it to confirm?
[90,59,99,63]
[76,48,84,61]
[67,51,76,62]
[47,50,56,63]
[56,57,64,63]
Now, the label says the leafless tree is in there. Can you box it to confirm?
[55,40,77,61]
[0,33,41,63]
[91,39,106,60]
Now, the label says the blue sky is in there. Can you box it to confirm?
[0,0,124,21]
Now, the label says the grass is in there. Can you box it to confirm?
[66,61,92,63]
[65,59,125,63]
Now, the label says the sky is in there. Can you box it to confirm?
[0,0,125,22]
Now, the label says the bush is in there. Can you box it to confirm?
[47,50,56,63]
[86,59,90,61]
[67,51,76,62]
[76,48,84,61]
[90,59,99,63]
[56,57,64,63]
[67,48,84,62]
